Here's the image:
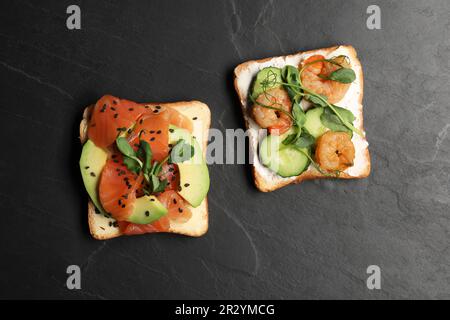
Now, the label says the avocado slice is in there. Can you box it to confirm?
[79,140,108,213]
[251,67,282,100]
[127,195,167,224]
[169,125,209,207]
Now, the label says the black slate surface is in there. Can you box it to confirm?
[0,0,449,299]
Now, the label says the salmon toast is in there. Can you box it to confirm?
[79,95,210,239]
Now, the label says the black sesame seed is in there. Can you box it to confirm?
[114,113,118,119]
[129,108,134,111]
[184,183,190,187]
[173,199,177,204]
[100,104,107,112]
[117,127,127,132]
[150,130,155,134]
[100,227,105,230]
[113,100,118,105]
[150,137,155,141]
[178,186,182,191]
[109,221,113,227]
[94,208,100,214]
[192,117,198,120]
[150,198,155,202]
[169,128,174,133]
[155,105,161,109]
[168,144,173,148]
[113,221,119,228]
[145,211,150,217]
[156,130,161,134]
[118,199,122,205]
[178,208,183,213]
[153,110,159,114]
[85,166,90,169]
[144,105,149,109]
[122,204,126,208]
[111,107,116,111]
[168,167,174,172]
[90,172,96,177]
[139,119,143,124]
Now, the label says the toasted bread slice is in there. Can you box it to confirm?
[234,45,370,192]
[79,100,211,239]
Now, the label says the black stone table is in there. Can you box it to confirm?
[0,0,449,299]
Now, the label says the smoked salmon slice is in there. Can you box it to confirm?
[99,157,143,221]
[127,109,170,162]
[118,216,170,235]
[118,190,191,236]
[88,95,147,148]
[166,107,193,132]
[158,190,192,223]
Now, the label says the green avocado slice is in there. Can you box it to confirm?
[127,195,167,224]
[79,140,108,213]
[169,125,209,208]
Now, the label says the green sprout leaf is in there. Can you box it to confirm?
[293,132,315,148]
[305,94,328,107]
[139,140,152,174]
[292,102,306,126]
[123,157,141,174]
[152,179,168,193]
[319,68,356,83]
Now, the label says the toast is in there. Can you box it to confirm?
[79,100,211,240]
[234,45,370,192]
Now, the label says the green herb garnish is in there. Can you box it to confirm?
[115,137,194,194]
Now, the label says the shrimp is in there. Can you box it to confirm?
[300,55,352,104]
[315,131,355,172]
[251,87,292,135]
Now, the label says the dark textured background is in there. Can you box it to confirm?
[0,0,449,299]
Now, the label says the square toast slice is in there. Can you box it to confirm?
[234,45,370,192]
[79,100,210,239]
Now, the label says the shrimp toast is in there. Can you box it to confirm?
[79,100,211,239]
[234,45,370,192]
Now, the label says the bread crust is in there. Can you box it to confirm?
[80,100,211,239]
[234,45,371,192]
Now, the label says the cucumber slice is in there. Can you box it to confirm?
[304,107,327,138]
[251,67,282,100]
[259,133,310,177]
